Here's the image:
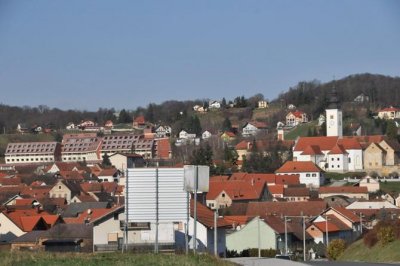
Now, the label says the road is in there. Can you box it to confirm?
[226,258,400,266]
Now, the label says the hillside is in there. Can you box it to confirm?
[0,252,233,266]
[338,239,400,263]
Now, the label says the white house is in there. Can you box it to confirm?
[258,100,268,109]
[286,111,308,127]
[326,144,349,173]
[378,107,400,120]
[155,125,172,138]
[318,114,325,126]
[209,101,221,110]
[242,121,268,137]
[66,123,76,130]
[202,130,212,140]
[179,130,196,140]
[275,161,324,188]
[359,176,380,193]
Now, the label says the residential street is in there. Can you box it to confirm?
[226,258,400,266]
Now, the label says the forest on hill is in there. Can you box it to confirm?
[0,73,398,135]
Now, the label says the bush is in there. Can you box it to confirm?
[327,239,346,261]
[244,248,277,257]
[377,226,395,246]
[363,230,378,248]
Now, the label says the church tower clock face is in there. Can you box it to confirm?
[329,120,334,126]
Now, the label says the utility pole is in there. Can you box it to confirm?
[360,212,363,234]
[214,207,218,256]
[193,166,198,255]
[284,216,288,255]
[258,216,261,258]
[155,163,159,254]
[303,217,306,262]
[325,214,329,246]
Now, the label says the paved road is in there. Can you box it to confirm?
[226,258,400,266]
[226,257,310,266]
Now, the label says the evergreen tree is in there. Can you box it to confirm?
[221,98,227,108]
[102,153,112,168]
[222,117,232,132]
[118,109,132,123]
[386,120,398,139]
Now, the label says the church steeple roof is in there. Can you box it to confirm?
[327,83,340,109]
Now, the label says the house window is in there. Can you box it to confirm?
[337,165,340,168]
[306,174,310,177]
[222,193,225,198]
[312,174,316,177]
[114,213,119,220]
[331,158,334,161]
[337,158,340,161]
[59,186,61,189]
[348,158,351,163]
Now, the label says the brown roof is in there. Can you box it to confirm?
[0,176,21,186]
[80,182,103,193]
[319,186,368,194]
[275,174,300,185]
[6,142,58,155]
[276,161,322,173]
[210,175,230,182]
[328,144,348,155]
[268,185,284,195]
[294,136,338,152]
[284,187,310,197]
[155,138,171,159]
[62,134,102,153]
[301,145,323,155]
[101,134,139,151]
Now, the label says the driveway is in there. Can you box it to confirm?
[226,257,310,266]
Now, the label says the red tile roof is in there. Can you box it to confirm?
[207,180,266,201]
[224,215,253,227]
[235,140,249,150]
[190,201,231,228]
[328,144,348,155]
[0,176,21,186]
[275,174,300,185]
[329,207,361,223]
[98,168,118,177]
[380,107,400,112]
[294,136,338,152]
[15,199,37,206]
[210,175,230,182]
[134,115,145,124]
[301,145,323,155]
[289,111,305,118]
[284,187,310,197]
[21,186,52,199]
[63,208,115,224]
[313,221,340,233]
[337,138,362,150]
[2,209,56,232]
[80,182,103,193]
[276,161,322,173]
[268,185,284,195]
[319,186,368,194]
[59,170,85,180]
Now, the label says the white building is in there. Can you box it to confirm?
[275,161,324,188]
[5,142,61,165]
[202,130,212,140]
[378,107,400,120]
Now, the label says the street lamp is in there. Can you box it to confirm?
[325,214,329,246]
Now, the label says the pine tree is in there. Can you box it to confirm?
[102,153,112,168]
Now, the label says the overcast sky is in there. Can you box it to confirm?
[1,0,399,111]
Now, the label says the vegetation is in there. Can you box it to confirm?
[0,251,233,266]
[380,181,400,194]
[339,239,400,263]
[327,239,346,261]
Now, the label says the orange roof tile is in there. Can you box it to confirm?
[301,145,323,155]
[313,221,340,233]
[276,161,322,173]
[275,174,300,185]
[156,138,171,159]
[337,138,362,150]
[289,111,305,118]
[380,107,400,112]
[329,207,361,223]
[235,140,249,150]
[134,115,145,124]
[328,144,348,155]
[224,215,253,227]
[206,180,266,201]
[268,185,284,195]
[190,201,231,228]
[80,182,102,193]
[294,136,338,152]
[63,208,115,224]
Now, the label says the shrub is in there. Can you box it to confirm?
[327,239,346,261]
[245,248,277,257]
[363,230,378,248]
[377,226,395,246]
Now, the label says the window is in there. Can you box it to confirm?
[306,174,310,177]
[114,213,119,220]
[331,158,334,161]
[312,174,316,177]
[222,193,225,198]
[349,158,351,163]
[59,186,61,189]
[337,165,340,168]
[337,158,340,161]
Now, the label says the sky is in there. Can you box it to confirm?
[0,0,399,111]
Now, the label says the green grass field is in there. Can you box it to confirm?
[0,252,234,266]
[380,181,400,194]
[339,239,400,263]
[284,121,318,140]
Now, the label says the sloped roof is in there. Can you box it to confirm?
[337,137,362,150]
[223,215,253,227]
[301,145,323,155]
[313,221,340,233]
[62,202,111,217]
[6,142,58,155]
[190,201,231,228]
[207,180,266,201]
[0,176,21,186]
[98,168,118,177]
[235,140,249,150]
[288,111,305,118]
[328,144,348,155]
[134,115,145,124]
[268,185,284,195]
[275,174,300,185]
[246,201,326,217]
[319,186,368,194]
[380,107,400,112]
[330,207,360,223]
[284,187,310,197]
[294,136,338,152]
[276,161,322,173]
[209,175,230,182]
[80,182,103,193]
[63,208,116,224]
[156,138,171,159]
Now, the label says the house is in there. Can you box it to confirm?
[104,120,114,129]
[268,185,284,199]
[202,130,212,140]
[41,223,93,252]
[382,193,396,205]
[287,104,296,110]
[286,111,308,127]
[109,153,145,171]
[179,130,196,140]
[132,115,146,129]
[61,133,102,163]
[358,176,380,193]
[318,114,326,126]
[318,186,369,200]
[226,216,281,253]
[242,121,268,137]
[193,105,207,113]
[377,107,400,120]
[283,187,310,202]
[16,124,29,134]
[97,168,122,182]
[155,125,172,138]
[206,180,270,210]
[275,161,324,188]
[307,207,361,245]
[353,93,369,103]
[49,180,83,204]
[47,162,83,174]
[258,100,268,109]
[5,141,61,165]
[0,208,60,242]
[220,131,236,142]
[187,201,230,256]
[209,101,221,109]
[78,120,95,129]
[348,123,362,136]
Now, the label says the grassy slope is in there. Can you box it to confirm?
[0,252,234,266]
[284,121,318,140]
[339,239,400,263]
[380,181,400,194]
